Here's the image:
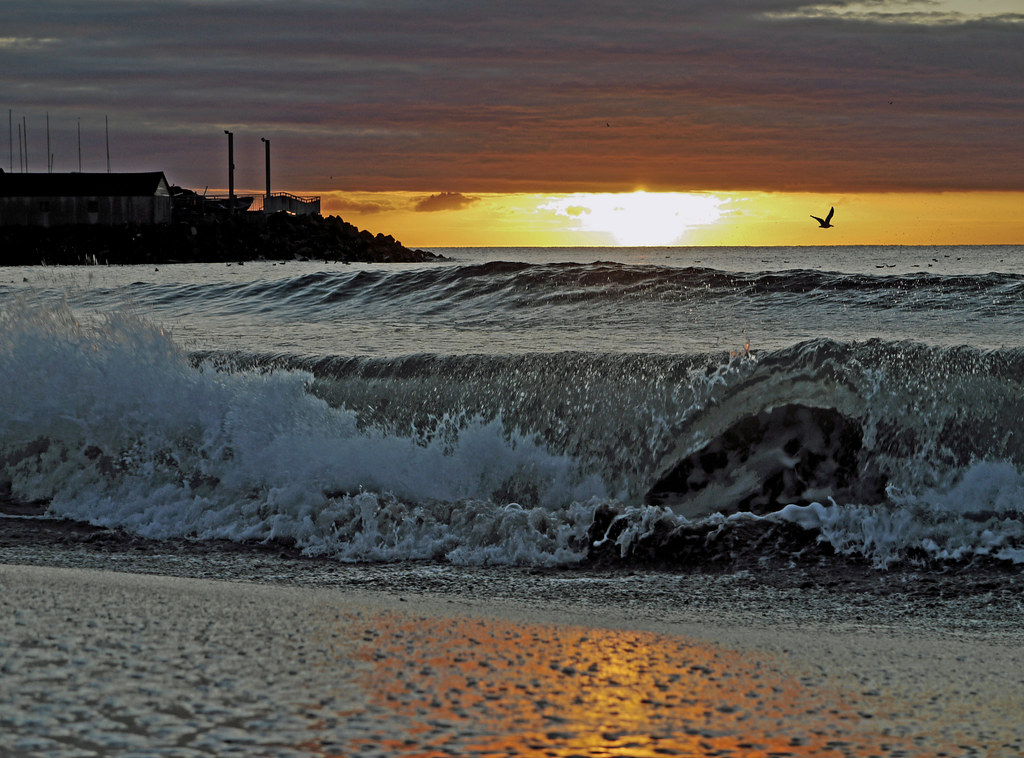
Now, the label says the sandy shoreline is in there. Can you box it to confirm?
[3,556,1023,757]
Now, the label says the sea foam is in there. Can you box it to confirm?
[4,298,1024,568]
[0,301,606,564]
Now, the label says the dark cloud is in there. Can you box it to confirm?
[414,192,480,212]
[2,1,1022,192]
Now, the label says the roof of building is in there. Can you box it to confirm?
[0,171,169,198]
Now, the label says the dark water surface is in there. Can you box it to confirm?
[3,245,1024,574]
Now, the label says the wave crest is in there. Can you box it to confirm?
[5,299,1024,568]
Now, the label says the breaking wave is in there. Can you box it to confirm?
[3,299,1024,569]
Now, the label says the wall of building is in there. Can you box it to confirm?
[0,195,172,226]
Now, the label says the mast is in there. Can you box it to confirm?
[105,115,110,172]
[46,112,51,172]
[77,118,82,172]
[22,116,27,172]
[8,110,11,172]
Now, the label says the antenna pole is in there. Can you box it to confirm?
[224,130,235,213]
[261,137,271,201]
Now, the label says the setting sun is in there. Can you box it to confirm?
[537,192,726,246]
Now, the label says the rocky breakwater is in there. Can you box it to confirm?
[0,212,443,266]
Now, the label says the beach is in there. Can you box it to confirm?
[5,247,1024,756]
[3,536,1023,757]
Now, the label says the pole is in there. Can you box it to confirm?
[105,115,110,173]
[261,137,270,200]
[8,110,12,172]
[224,130,235,213]
[77,119,82,172]
[22,116,27,172]
[17,122,23,172]
[46,112,50,172]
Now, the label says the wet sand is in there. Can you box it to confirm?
[3,558,1023,757]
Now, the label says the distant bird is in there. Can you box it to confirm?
[810,207,835,228]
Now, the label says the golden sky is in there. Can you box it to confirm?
[4,1,1023,246]
[322,190,1024,247]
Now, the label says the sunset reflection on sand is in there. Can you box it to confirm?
[330,611,924,758]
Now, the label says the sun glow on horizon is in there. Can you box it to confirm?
[537,191,727,246]
[315,189,1024,248]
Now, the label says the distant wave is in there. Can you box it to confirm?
[52,261,1024,318]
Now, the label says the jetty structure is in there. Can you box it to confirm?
[197,131,318,216]
[0,132,436,265]
[0,129,322,225]
[257,135,320,216]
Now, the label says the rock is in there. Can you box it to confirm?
[0,212,444,266]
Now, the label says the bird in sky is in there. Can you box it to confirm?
[810,207,835,228]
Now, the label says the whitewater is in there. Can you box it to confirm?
[3,244,1024,571]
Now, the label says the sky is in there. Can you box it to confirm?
[3,0,1023,246]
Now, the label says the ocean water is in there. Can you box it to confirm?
[3,244,1024,570]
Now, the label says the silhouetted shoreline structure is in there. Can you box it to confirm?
[0,116,434,264]
[0,171,171,226]
[172,185,321,217]
[0,168,436,265]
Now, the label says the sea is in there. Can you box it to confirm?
[3,244,1024,573]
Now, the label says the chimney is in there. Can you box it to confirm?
[261,137,271,201]
[224,130,235,213]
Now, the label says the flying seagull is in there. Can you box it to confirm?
[810,207,835,228]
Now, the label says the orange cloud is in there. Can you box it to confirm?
[414,192,480,212]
